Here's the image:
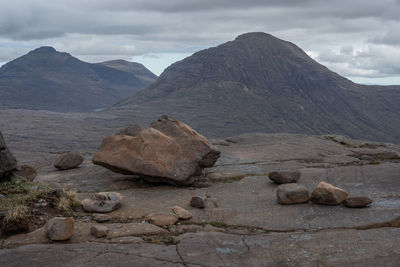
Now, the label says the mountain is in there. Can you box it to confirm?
[97,60,157,84]
[114,32,400,143]
[0,47,157,112]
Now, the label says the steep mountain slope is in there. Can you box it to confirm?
[114,32,400,142]
[0,47,156,112]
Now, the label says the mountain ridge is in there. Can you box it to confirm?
[0,47,157,112]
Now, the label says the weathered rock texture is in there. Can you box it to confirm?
[93,115,220,185]
[0,130,17,179]
[311,181,348,205]
[53,152,84,170]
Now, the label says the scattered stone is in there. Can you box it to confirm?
[82,192,123,213]
[343,197,373,208]
[53,152,84,170]
[92,213,112,223]
[276,184,310,204]
[91,225,109,238]
[310,181,348,205]
[146,212,179,226]
[44,217,74,241]
[116,124,144,136]
[190,196,205,208]
[92,115,220,185]
[15,164,37,181]
[0,130,17,179]
[172,205,192,220]
[268,171,301,184]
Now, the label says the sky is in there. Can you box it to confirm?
[1,0,400,84]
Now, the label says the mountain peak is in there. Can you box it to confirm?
[29,46,57,54]
[235,32,276,41]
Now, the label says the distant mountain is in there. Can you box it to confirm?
[97,60,157,84]
[0,47,157,112]
[114,32,400,143]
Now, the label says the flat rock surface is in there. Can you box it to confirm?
[1,228,399,266]
[0,114,399,266]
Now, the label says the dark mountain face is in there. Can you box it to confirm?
[97,60,157,84]
[0,47,157,112]
[115,32,400,143]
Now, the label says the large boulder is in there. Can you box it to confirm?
[0,131,17,179]
[53,152,84,170]
[93,115,220,185]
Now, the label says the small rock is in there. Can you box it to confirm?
[146,212,179,226]
[310,181,348,205]
[91,225,109,238]
[268,171,301,184]
[171,205,192,220]
[0,194,5,199]
[44,217,74,241]
[82,192,123,213]
[92,214,112,222]
[190,196,205,208]
[15,165,37,181]
[276,184,310,204]
[54,152,84,170]
[343,197,373,208]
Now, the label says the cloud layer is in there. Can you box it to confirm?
[0,0,399,82]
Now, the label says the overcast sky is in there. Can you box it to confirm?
[1,0,400,84]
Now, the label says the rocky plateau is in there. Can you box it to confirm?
[0,111,399,266]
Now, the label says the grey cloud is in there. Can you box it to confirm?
[0,0,399,83]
